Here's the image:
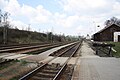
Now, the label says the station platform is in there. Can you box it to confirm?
[72,41,120,80]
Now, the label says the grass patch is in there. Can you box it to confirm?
[0,60,16,70]
[10,77,18,80]
[106,42,120,57]
[20,60,28,66]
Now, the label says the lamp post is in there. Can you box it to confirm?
[93,21,100,33]
[93,21,96,33]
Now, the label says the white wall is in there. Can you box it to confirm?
[114,32,120,42]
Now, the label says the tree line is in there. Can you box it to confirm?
[0,9,80,44]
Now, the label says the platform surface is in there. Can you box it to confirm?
[77,42,120,80]
[72,41,120,80]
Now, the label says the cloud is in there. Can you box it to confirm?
[30,5,52,24]
[4,0,21,16]
[60,0,112,13]
[58,0,120,34]
[1,0,52,24]
[1,0,120,36]
[59,0,120,17]
[54,15,80,28]
[0,0,8,9]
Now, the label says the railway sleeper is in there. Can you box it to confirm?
[59,64,74,80]
[0,59,14,65]
[30,76,52,80]
[36,72,56,78]
[41,69,58,73]
[49,43,76,57]
[42,69,58,74]
[44,66,61,70]
[45,63,61,69]
[29,64,61,79]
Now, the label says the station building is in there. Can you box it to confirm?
[93,24,120,42]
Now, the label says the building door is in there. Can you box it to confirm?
[118,35,120,42]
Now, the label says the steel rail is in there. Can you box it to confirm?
[0,42,65,53]
[19,42,81,80]
[53,43,81,80]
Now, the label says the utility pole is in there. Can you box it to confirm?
[49,32,52,43]
[0,9,2,23]
[93,21,96,33]
[3,24,7,44]
[51,27,54,43]
[3,12,10,45]
[28,24,31,31]
[28,24,31,43]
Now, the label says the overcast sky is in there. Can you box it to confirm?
[0,0,120,36]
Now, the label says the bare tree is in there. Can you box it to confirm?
[0,10,10,44]
[105,17,120,26]
[3,12,10,24]
[105,20,111,26]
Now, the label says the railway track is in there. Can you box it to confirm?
[0,60,38,80]
[0,42,68,54]
[22,44,62,54]
[0,42,49,50]
[0,42,76,66]
[19,41,81,80]
[0,43,64,68]
[49,41,81,57]
[49,42,77,56]
[60,43,80,57]
[0,58,14,65]
[0,44,52,53]
[0,41,73,51]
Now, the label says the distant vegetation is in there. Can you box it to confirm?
[0,9,80,45]
[0,27,80,44]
